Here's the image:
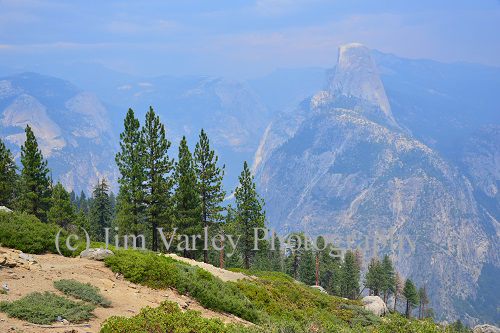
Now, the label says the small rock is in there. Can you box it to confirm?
[310,285,328,294]
[62,319,70,325]
[19,253,36,262]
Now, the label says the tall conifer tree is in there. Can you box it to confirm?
[194,129,225,263]
[418,284,430,319]
[115,108,146,239]
[403,278,419,318]
[48,182,76,228]
[340,250,361,300]
[89,179,112,242]
[381,254,396,302]
[394,271,404,312]
[234,161,265,269]
[173,136,201,257]
[0,138,17,207]
[18,125,51,221]
[364,257,384,296]
[79,190,88,214]
[142,107,174,252]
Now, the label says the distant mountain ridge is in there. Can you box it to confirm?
[252,44,499,325]
[0,72,119,195]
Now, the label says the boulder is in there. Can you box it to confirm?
[311,285,328,294]
[0,206,12,213]
[80,248,114,261]
[473,325,500,333]
[361,296,388,316]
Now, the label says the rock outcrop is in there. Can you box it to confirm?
[0,73,119,194]
[80,248,114,261]
[362,296,388,316]
[311,285,328,294]
[473,325,500,333]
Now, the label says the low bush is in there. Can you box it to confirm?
[104,251,261,323]
[54,279,111,307]
[0,291,95,324]
[375,313,444,333]
[101,301,229,333]
[0,211,72,255]
[100,300,316,333]
[234,270,368,329]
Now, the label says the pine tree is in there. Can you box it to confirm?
[298,244,316,285]
[0,138,17,207]
[234,161,265,269]
[394,271,404,313]
[364,257,384,296]
[341,250,361,300]
[381,254,396,303]
[47,183,76,228]
[79,190,88,215]
[115,108,146,241]
[223,205,244,269]
[194,129,225,263]
[418,284,430,319]
[319,237,341,295]
[89,179,112,242]
[18,125,51,221]
[173,136,201,258]
[285,232,306,280]
[69,190,76,208]
[353,248,364,273]
[142,107,174,252]
[403,278,419,318]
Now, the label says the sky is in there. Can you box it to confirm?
[0,0,499,78]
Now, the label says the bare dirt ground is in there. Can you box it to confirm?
[0,247,253,333]
[165,253,255,282]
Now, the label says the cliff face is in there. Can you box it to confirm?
[253,44,499,324]
[0,73,119,195]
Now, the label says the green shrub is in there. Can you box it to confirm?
[100,300,307,333]
[101,301,229,333]
[376,313,443,333]
[0,291,95,324]
[54,279,111,307]
[104,251,261,323]
[234,271,364,329]
[0,211,72,255]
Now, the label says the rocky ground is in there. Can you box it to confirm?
[0,247,253,333]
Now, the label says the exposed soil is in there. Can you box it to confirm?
[164,253,255,282]
[0,247,253,333]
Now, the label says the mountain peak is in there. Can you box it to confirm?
[326,43,397,126]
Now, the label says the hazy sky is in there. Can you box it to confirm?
[0,0,499,78]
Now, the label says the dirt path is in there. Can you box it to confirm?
[165,253,255,282]
[0,247,252,333]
